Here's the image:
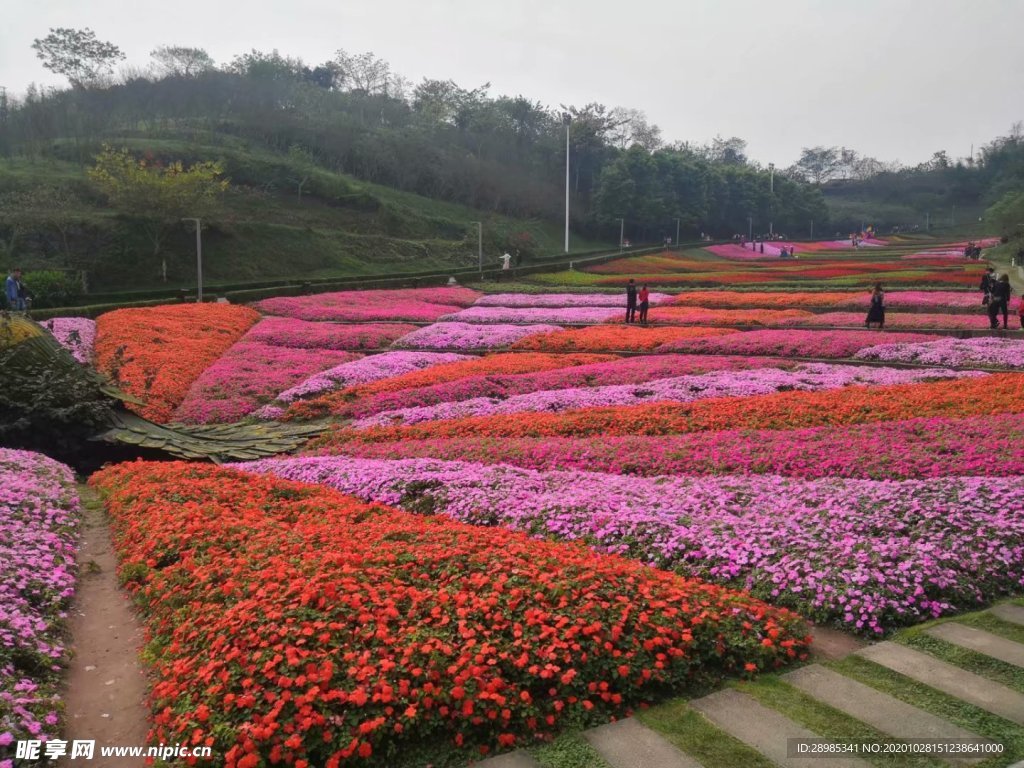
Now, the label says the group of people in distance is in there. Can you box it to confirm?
[963,242,984,259]
[625,278,649,325]
[981,267,1021,330]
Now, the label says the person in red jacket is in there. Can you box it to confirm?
[638,284,650,326]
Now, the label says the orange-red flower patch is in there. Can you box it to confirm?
[510,326,737,353]
[94,304,260,422]
[90,462,809,766]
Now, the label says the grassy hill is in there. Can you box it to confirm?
[0,134,607,293]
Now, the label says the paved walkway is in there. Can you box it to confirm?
[477,603,1024,767]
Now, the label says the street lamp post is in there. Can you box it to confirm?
[748,215,753,242]
[470,221,482,275]
[563,113,571,254]
[768,163,775,237]
[673,217,680,246]
[616,218,624,250]
[182,218,202,302]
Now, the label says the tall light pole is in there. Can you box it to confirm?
[616,217,624,250]
[768,162,775,237]
[470,221,482,275]
[748,215,753,242]
[182,218,202,302]
[673,217,680,246]
[563,113,571,253]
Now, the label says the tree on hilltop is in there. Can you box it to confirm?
[31,27,125,88]
[150,46,215,77]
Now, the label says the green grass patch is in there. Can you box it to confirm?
[529,732,614,768]
[637,699,775,768]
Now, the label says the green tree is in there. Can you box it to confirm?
[150,45,215,77]
[31,27,125,88]
[88,147,228,281]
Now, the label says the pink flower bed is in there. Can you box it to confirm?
[855,337,1024,369]
[706,244,788,260]
[258,351,471,414]
[335,413,1024,480]
[334,355,785,421]
[40,317,95,364]
[173,342,361,423]
[393,322,563,350]
[244,317,416,349]
[442,306,619,324]
[253,286,481,322]
[351,364,980,429]
[474,292,672,307]
[657,329,937,358]
[782,312,990,330]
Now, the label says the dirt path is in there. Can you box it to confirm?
[59,486,150,767]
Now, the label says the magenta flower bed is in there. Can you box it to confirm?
[441,306,619,324]
[657,329,937,358]
[258,351,471,413]
[782,312,988,330]
[393,322,563,350]
[173,342,361,423]
[239,456,1024,634]
[855,337,1024,369]
[40,317,95,364]
[253,286,481,322]
[474,292,672,308]
[334,354,785,420]
[0,449,79,748]
[244,317,416,350]
[706,243,789,259]
[338,414,1024,480]
[351,364,981,429]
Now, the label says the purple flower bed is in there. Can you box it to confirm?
[256,351,471,416]
[440,306,619,324]
[253,286,481,322]
[239,456,1024,634]
[337,414,1024,480]
[392,322,563,350]
[855,337,1024,369]
[173,342,361,424]
[40,317,95,364]
[351,363,983,428]
[333,354,785,420]
[474,292,672,308]
[657,329,937,358]
[0,449,79,749]
[244,317,417,350]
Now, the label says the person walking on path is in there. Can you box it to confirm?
[865,282,885,329]
[638,284,650,326]
[980,267,995,306]
[5,268,26,311]
[988,274,1012,330]
[625,279,638,323]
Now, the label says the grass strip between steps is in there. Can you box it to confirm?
[635,699,775,768]
[529,732,614,768]
[828,656,1024,767]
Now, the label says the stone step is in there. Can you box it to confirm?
[990,603,1024,627]
[926,623,1024,668]
[857,642,1024,725]
[583,718,703,768]
[809,625,866,660]
[473,751,543,768]
[783,664,988,764]
[690,688,871,767]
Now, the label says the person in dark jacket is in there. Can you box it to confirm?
[625,279,638,323]
[865,282,885,329]
[988,274,1012,330]
[980,267,995,305]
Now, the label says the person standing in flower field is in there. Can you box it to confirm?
[988,274,1012,330]
[638,284,650,326]
[865,283,885,329]
[5,268,27,311]
[1018,294,1024,329]
[980,267,995,305]
[625,279,638,323]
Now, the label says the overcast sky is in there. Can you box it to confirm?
[3,0,1023,167]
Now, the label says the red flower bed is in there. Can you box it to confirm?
[95,304,260,422]
[90,462,809,766]
[510,326,737,352]
[313,373,1024,445]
